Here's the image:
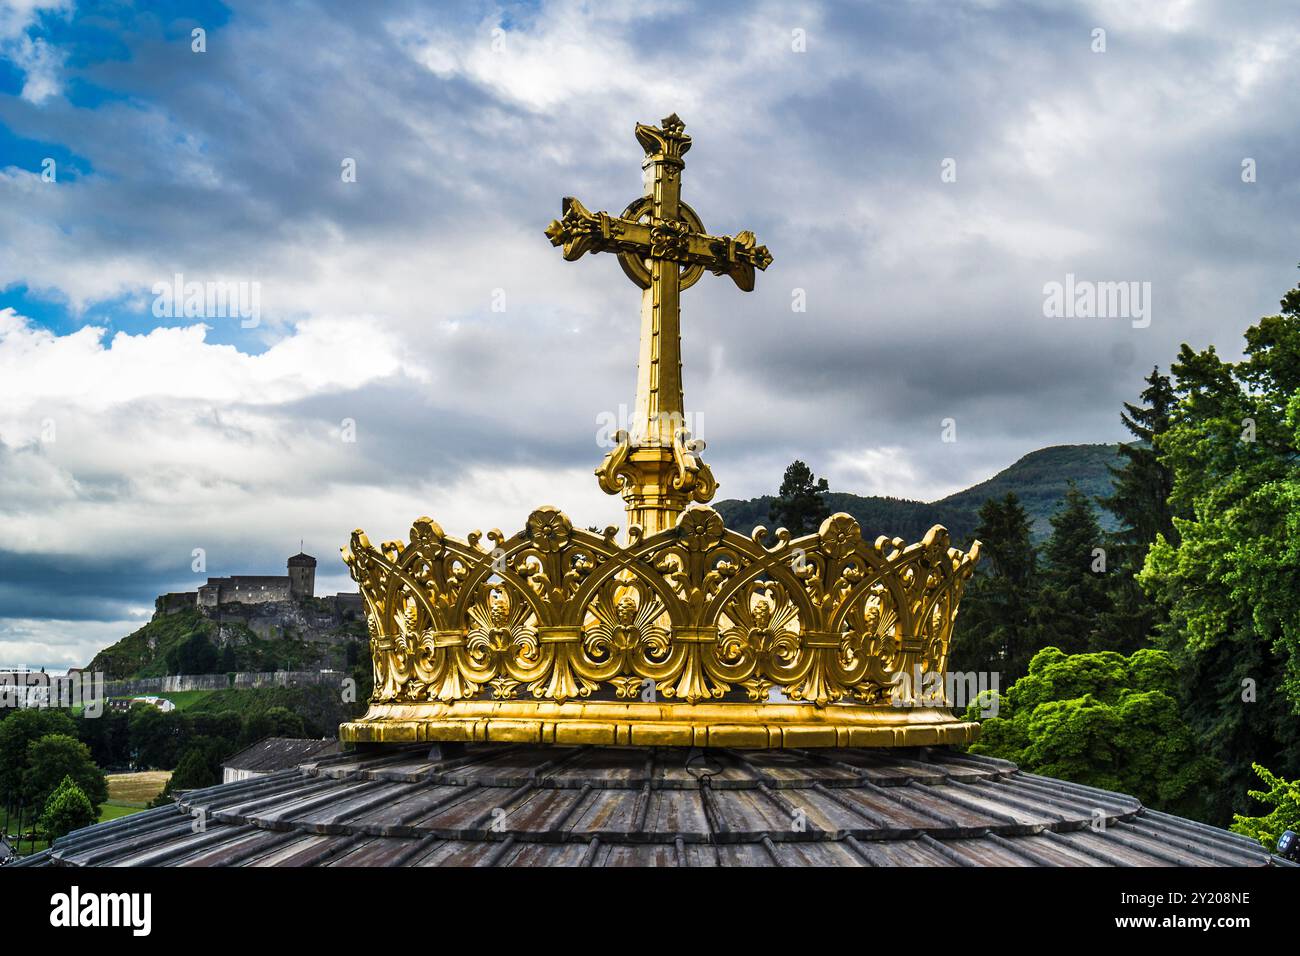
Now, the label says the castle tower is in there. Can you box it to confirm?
[287,551,316,600]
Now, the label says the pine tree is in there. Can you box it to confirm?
[1032,486,1113,655]
[1102,366,1179,559]
[950,493,1038,680]
[768,460,831,535]
[1080,368,1179,656]
[1041,485,1105,584]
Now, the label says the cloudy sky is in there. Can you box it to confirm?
[2,0,1298,670]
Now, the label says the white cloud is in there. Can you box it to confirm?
[0,0,70,40]
[0,616,145,672]
[0,0,72,103]
[0,307,618,570]
[0,308,422,422]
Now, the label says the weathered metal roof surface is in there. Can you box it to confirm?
[14,744,1287,867]
[221,736,341,773]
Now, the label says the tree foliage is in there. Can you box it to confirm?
[165,631,220,675]
[23,733,108,813]
[171,747,222,791]
[1138,276,1300,818]
[1102,366,1179,556]
[38,775,97,841]
[1230,764,1300,852]
[1031,485,1114,656]
[950,493,1037,679]
[967,647,1217,819]
[768,460,831,535]
[0,708,76,810]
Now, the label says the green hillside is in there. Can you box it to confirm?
[714,443,1123,545]
[186,685,363,737]
[87,608,350,679]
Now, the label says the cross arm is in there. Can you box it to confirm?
[544,197,773,291]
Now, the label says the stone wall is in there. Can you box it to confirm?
[155,592,197,616]
[103,669,346,697]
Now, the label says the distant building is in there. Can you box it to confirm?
[221,737,340,784]
[133,695,175,713]
[107,695,177,713]
[153,552,362,616]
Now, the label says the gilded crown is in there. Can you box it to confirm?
[340,116,981,749]
[340,506,981,748]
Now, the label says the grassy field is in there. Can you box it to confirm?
[98,803,142,822]
[107,770,171,805]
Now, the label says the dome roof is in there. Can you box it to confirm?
[13,743,1285,868]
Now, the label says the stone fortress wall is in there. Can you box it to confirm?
[102,670,346,696]
[154,552,362,617]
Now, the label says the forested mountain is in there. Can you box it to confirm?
[715,443,1122,544]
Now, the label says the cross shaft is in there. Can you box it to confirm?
[545,114,772,535]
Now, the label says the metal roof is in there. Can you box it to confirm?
[222,737,340,773]
[13,744,1288,867]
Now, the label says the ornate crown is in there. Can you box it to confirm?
[341,507,980,747]
[340,115,981,749]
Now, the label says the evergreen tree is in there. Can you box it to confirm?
[1031,486,1113,655]
[1041,485,1105,584]
[1091,368,1179,654]
[170,747,221,791]
[768,460,831,535]
[1102,366,1179,555]
[971,492,1037,587]
[950,493,1038,680]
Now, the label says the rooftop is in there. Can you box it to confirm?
[13,743,1289,868]
[222,737,340,774]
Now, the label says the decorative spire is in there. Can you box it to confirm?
[544,114,772,535]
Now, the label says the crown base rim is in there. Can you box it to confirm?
[340,701,979,749]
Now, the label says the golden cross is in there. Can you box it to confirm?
[545,114,773,535]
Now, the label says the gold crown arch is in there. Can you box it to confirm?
[340,116,981,748]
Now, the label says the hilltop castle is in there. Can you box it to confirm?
[155,552,362,617]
